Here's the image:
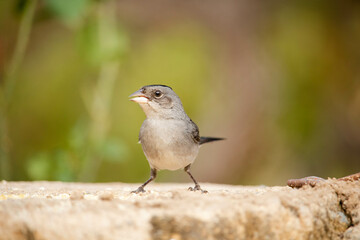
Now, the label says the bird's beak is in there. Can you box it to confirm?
[129,90,149,104]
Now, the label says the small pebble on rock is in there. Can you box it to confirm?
[99,192,114,201]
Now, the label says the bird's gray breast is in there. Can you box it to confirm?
[139,119,199,170]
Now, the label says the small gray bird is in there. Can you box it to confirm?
[129,85,224,193]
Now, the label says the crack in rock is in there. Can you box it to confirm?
[328,181,360,239]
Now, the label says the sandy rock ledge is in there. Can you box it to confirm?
[0,180,359,240]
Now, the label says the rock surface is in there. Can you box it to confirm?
[0,180,359,240]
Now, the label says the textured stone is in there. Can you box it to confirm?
[0,181,359,240]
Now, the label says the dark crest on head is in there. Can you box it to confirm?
[144,84,172,90]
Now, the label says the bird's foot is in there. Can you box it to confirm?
[188,184,208,194]
[131,186,146,194]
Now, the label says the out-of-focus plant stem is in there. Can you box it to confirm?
[79,3,119,182]
[0,0,37,180]
[79,63,119,181]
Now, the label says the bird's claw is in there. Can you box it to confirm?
[188,185,208,193]
[131,187,146,194]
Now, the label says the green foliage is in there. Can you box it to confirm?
[27,153,51,180]
[44,0,90,24]
[27,150,75,181]
[78,15,129,65]
[26,121,128,181]
[96,138,128,163]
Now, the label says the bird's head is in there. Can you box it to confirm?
[129,85,186,119]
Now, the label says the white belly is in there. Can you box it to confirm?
[139,119,199,170]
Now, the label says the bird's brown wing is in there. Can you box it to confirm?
[189,119,201,144]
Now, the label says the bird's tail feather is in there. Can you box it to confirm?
[200,137,225,145]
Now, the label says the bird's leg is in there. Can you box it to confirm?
[184,164,208,193]
[131,168,157,193]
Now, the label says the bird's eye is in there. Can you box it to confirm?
[154,90,162,98]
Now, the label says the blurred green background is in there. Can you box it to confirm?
[0,0,359,185]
